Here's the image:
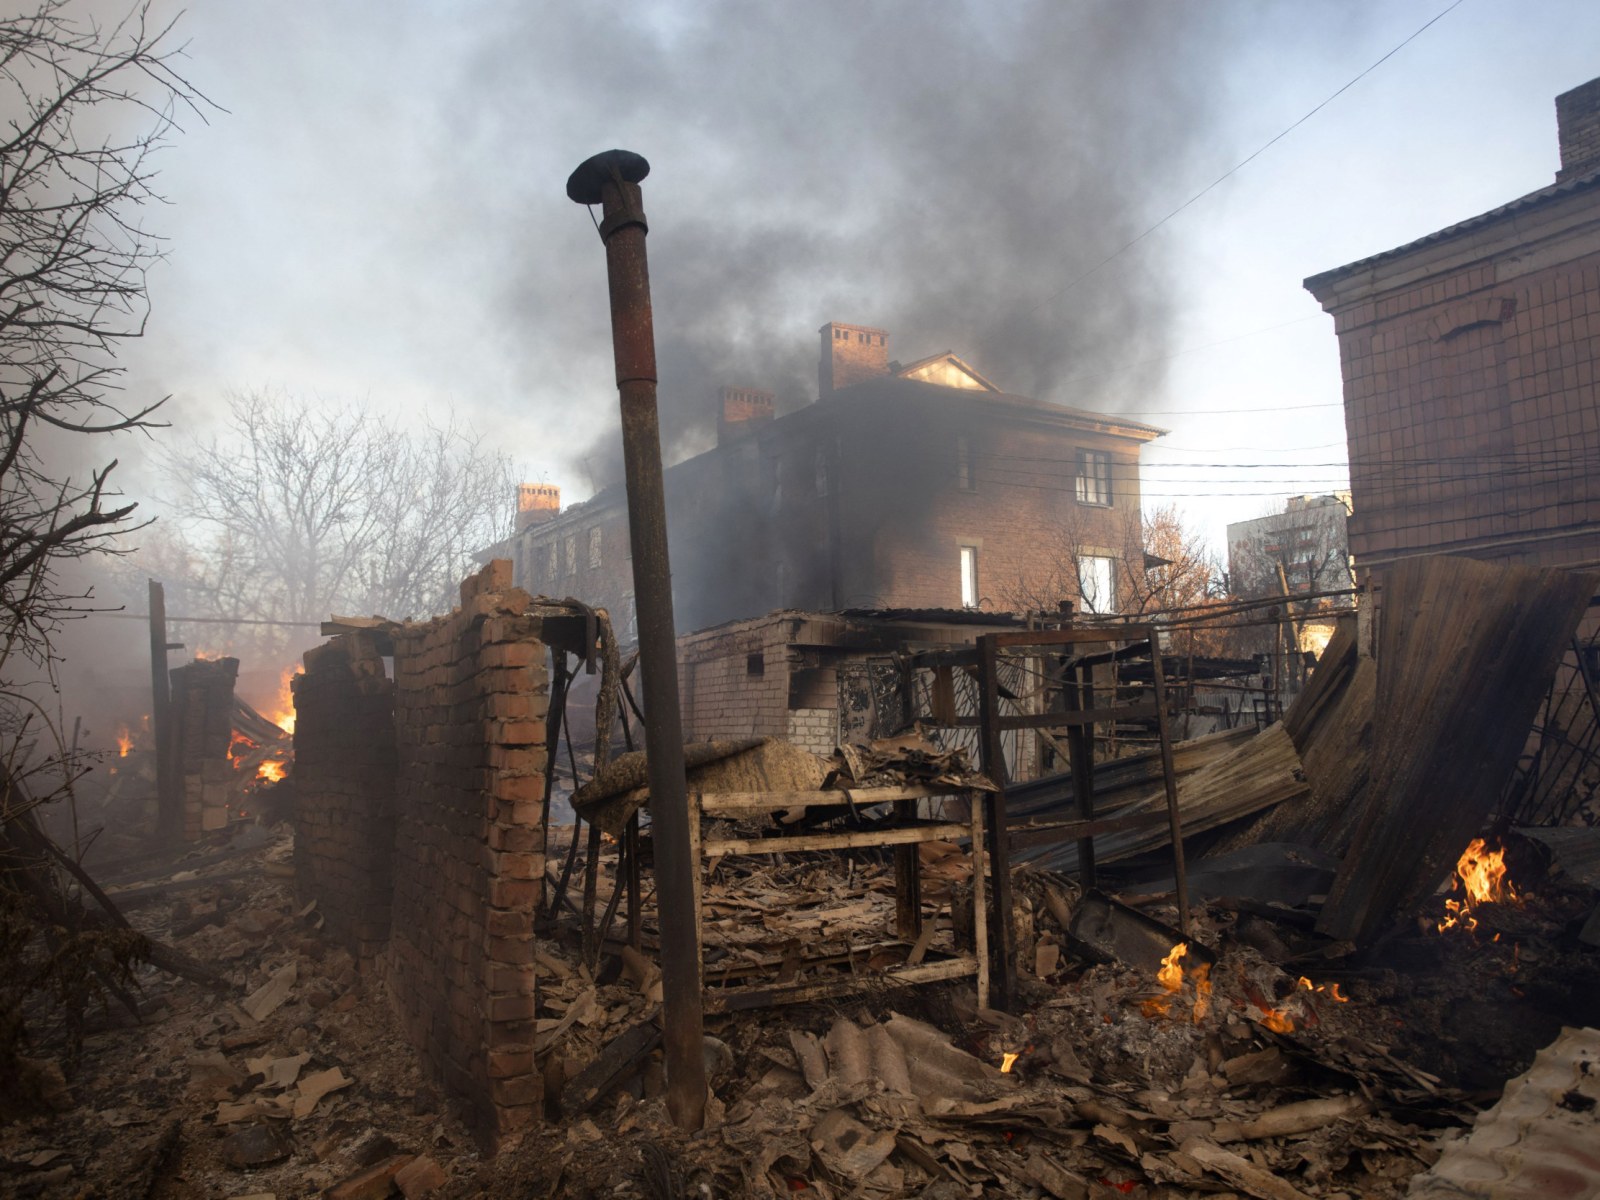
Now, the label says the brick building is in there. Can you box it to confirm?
[492,321,1164,636]
[1226,493,1353,600]
[1304,76,1600,575]
[676,607,1024,758]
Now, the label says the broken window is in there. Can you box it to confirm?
[564,535,576,576]
[1076,449,1112,506]
[747,652,764,677]
[1078,554,1117,614]
[959,545,979,609]
[956,434,975,492]
[588,527,602,569]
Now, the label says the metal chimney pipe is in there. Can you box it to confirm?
[566,149,706,1131]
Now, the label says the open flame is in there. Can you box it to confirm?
[999,1052,1020,1073]
[258,759,287,783]
[1437,837,1519,933]
[228,731,258,764]
[1256,1004,1296,1034]
[115,724,133,757]
[1157,942,1187,991]
[269,665,298,736]
[1141,942,1211,1023]
[1297,976,1349,1003]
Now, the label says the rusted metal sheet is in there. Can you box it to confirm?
[1317,555,1600,944]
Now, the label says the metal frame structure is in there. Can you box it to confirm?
[963,627,1187,1009]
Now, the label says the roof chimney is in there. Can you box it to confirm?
[515,482,560,531]
[1556,76,1600,183]
[819,321,889,397]
[717,386,774,444]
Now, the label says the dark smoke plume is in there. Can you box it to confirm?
[436,0,1239,492]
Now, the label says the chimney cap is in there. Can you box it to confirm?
[567,150,650,205]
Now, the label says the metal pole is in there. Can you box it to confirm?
[974,633,1017,1010]
[1146,634,1191,936]
[147,580,180,841]
[567,149,705,1130]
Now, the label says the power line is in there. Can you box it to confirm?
[88,612,324,628]
[1032,0,1468,309]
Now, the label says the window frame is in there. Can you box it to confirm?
[959,544,980,609]
[1078,553,1117,614]
[1075,448,1112,507]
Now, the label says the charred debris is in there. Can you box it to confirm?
[3,549,1600,1198]
[4,156,1600,1199]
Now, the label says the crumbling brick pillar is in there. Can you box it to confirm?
[382,561,548,1140]
[291,631,398,963]
[168,657,239,841]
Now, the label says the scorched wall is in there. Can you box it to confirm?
[383,562,548,1138]
[291,631,397,963]
[290,561,550,1141]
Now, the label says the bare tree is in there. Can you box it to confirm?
[1000,502,1220,620]
[2,0,204,1098]
[157,390,517,663]
[1,2,202,667]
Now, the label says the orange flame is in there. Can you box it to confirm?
[1297,976,1350,1003]
[1157,942,1187,991]
[115,725,133,757]
[258,759,286,783]
[1437,837,1519,933]
[1142,942,1192,1020]
[228,731,258,764]
[269,665,298,736]
[999,1052,1019,1073]
[1257,1006,1295,1034]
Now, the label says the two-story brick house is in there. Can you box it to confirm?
[492,321,1164,636]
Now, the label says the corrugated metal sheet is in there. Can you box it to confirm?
[1408,1025,1600,1199]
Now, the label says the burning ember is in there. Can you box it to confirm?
[115,724,133,757]
[1255,1004,1296,1034]
[1298,976,1349,1003]
[999,1052,1020,1073]
[1437,837,1520,933]
[257,759,287,784]
[228,731,257,762]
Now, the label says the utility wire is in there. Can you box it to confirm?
[89,613,324,628]
[1033,0,1468,309]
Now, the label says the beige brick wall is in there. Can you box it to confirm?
[1326,250,1600,570]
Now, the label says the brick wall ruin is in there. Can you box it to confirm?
[291,631,397,962]
[168,656,239,841]
[383,564,549,1138]
[290,562,550,1140]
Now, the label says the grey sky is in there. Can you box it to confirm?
[97,0,1600,556]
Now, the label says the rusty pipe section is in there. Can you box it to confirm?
[566,149,706,1131]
